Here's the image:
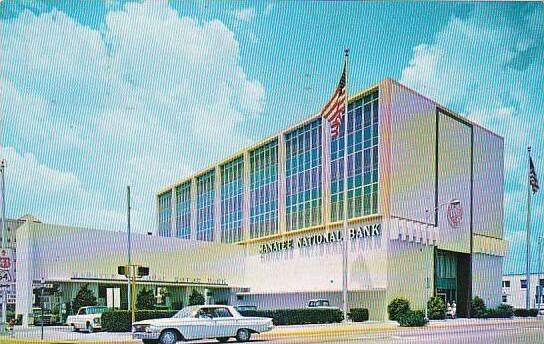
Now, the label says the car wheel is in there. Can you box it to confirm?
[159,329,179,344]
[236,329,251,342]
[143,340,159,344]
[86,323,94,333]
[217,337,230,343]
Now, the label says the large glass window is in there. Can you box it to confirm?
[158,191,172,237]
[330,90,379,222]
[285,119,322,231]
[249,140,279,238]
[221,157,244,243]
[197,171,215,241]
[175,183,191,239]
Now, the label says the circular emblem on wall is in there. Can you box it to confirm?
[447,202,463,228]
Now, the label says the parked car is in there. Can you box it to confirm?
[234,305,257,312]
[132,305,273,344]
[66,306,109,333]
[307,299,339,310]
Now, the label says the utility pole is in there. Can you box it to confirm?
[127,186,132,311]
[1,159,7,331]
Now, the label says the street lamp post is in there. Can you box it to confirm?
[424,199,461,320]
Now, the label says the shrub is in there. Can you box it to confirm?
[427,296,446,320]
[528,309,539,317]
[398,310,428,327]
[102,310,177,332]
[486,304,513,318]
[388,298,410,321]
[348,308,369,322]
[471,297,487,318]
[238,308,343,325]
[72,284,97,313]
[136,288,156,310]
[515,308,539,317]
[188,289,205,306]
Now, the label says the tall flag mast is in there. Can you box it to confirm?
[320,49,349,320]
[526,147,540,310]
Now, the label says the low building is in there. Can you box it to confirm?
[15,221,246,326]
[502,273,544,309]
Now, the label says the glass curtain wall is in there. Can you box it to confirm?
[249,140,279,239]
[158,191,172,237]
[285,119,323,231]
[196,170,215,241]
[175,182,191,239]
[220,157,244,243]
[330,91,379,222]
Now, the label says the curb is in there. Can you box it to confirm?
[258,324,398,338]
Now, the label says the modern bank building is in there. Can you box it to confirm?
[14,79,507,325]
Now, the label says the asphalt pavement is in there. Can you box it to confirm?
[4,319,543,344]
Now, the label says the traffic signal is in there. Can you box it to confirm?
[137,266,149,277]
[118,266,127,276]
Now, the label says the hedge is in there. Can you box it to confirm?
[514,308,539,317]
[238,308,343,325]
[102,310,177,332]
[348,308,369,322]
[485,304,513,319]
[398,310,428,327]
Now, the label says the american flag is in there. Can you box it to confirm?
[320,62,347,139]
[530,156,539,193]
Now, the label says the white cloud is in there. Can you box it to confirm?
[231,7,256,22]
[264,3,275,16]
[2,1,266,233]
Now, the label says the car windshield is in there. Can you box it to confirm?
[173,306,199,318]
[87,307,108,314]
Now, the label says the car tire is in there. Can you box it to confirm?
[143,340,159,344]
[159,329,179,344]
[217,337,230,343]
[236,329,251,342]
[86,323,94,333]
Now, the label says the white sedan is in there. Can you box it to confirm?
[132,305,273,344]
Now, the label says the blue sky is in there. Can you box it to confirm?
[1,1,543,274]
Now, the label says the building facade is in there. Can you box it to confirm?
[157,79,507,319]
[502,273,544,310]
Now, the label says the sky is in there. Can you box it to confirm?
[1,1,543,274]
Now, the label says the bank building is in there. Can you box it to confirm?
[15,78,507,324]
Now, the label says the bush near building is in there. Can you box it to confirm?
[102,310,177,332]
[387,298,411,322]
[485,304,513,318]
[348,308,369,322]
[398,310,428,327]
[470,297,487,318]
[427,296,446,320]
[514,308,539,317]
[72,284,97,313]
[188,289,205,306]
[136,288,156,310]
[238,308,343,325]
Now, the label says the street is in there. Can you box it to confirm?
[6,320,544,344]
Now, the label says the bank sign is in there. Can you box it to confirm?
[259,223,381,255]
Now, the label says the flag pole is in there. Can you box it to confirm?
[342,48,350,322]
[526,146,532,310]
